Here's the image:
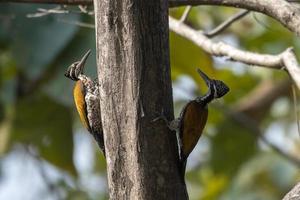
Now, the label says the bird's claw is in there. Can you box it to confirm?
[152,114,179,132]
[152,114,169,124]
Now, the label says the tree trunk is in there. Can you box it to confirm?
[93,0,188,199]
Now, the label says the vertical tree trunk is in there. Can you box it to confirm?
[93,0,188,199]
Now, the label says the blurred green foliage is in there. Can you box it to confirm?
[0,3,299,200]
[11,93,76,175]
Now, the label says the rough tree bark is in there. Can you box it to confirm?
[3,0,300,199]
[283,183,300,200]
[93,0,187,199]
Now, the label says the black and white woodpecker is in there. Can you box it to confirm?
[158,68,229,179]
[64,50,105,156]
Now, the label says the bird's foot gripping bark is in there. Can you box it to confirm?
[152,113,184,161]
[152,113,179,132]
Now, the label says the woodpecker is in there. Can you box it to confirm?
[155,69,229,179]
[177,69,229,177]
[64,50,105,156]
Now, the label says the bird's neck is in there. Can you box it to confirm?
[196,87,215,106]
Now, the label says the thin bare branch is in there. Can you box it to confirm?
[27,6,69,18]
[169,0,300,36]
[78,5,94,15]
[204,10,250,37]
[169,16,282,68]
[282,48,300,90]
[58,18,95,28]
[2,0,93,5]
[4,0,300,36]
[5,0,299,6]
[292,85,300,137]
[169,16,300,90]
[26,5,94,18]
[179,6,192,24]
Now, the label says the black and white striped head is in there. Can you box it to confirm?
[196,68,229,104]
[64,50,91,81]
[210,79,230,99]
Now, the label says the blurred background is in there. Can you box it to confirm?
[0,3,300,200]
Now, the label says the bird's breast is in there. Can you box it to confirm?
[181,101,208,158]
[73,81,91,132]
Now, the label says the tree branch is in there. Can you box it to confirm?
[170,0,300,36]
[168,0,299,7]
[169,16,300,90]
[235,79,292,121]
[204,10,250,37]
[4,0,300,36]
[282,49,300,90]
[283,182,300,200]
[179,5,192,24]
[3,0,93,5]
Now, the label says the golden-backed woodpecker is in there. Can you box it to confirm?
[64,50,105,156]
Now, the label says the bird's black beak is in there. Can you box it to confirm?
[197,68,229,102]
[197,68,212,88]
[64,49,91,81]
[77,49,91,74]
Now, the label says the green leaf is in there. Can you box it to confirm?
[221,153,298,200]
[0,4,80,80]
[0,117,12,155]
[43,28,97,106]
[238,14,294,54]
[170,31,214,91]
[94,148,107,173]
[209,119,257,176]
[211,69,259,104]
[11,93,76,175]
